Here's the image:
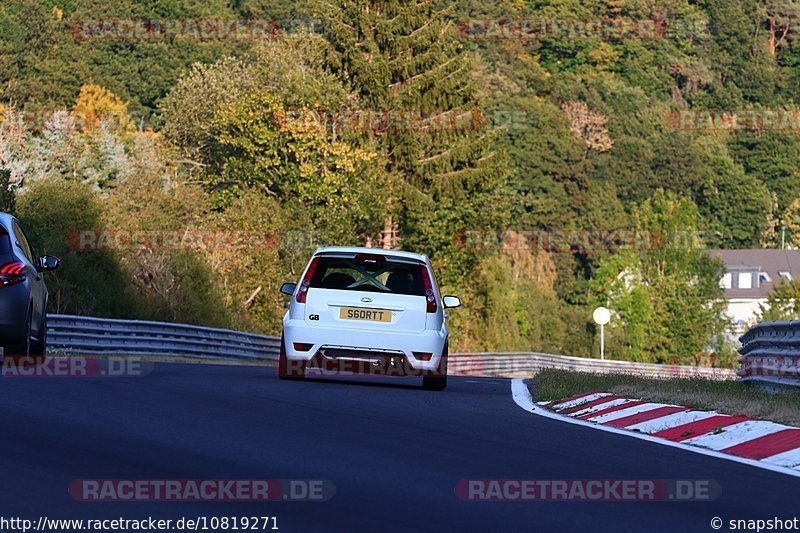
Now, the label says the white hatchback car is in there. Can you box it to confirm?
[278,247,461,390]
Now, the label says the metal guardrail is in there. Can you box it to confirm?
[46,315,736,379]
[47,315,281,360]
[449,352,735,379]
[739,321,800,388]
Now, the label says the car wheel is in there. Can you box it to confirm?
[422,342,448,391]
[278,335,305,380]
[30,312,46,357]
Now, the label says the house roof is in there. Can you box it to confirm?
[709,249,800,299]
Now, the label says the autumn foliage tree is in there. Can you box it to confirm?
[71,84,135,135]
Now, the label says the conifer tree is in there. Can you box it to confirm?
[313,0,509,258]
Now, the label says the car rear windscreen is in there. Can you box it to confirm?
[309,257,426,296]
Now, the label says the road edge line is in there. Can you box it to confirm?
[510,378,800,479]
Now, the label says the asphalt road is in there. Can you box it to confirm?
[0,362,798,532]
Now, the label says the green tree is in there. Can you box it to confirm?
[160,57,261,158]
[589,252,654,360]
[0,0,259,124]
[689,136,774,248]
[208,89,386,234]
[730,132,800,214]
[15,177,143,316]
[462,252,567,353]
[762,0,800,57]
[0,168,14,212]
[783,196,800,246]
[313,0,509,263]
[590,190,728,363]
[758,280,800,320]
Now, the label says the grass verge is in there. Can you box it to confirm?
[532,368,800,427]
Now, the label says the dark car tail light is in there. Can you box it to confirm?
[420,266,437,313]
[293,343,314,352]
[0,261,26,287]
[296,257,320,304]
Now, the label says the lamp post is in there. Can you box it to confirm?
[593,307,611,360]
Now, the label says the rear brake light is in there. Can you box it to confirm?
[0,261,25,287]
[420,266,437,313]
[354,253,386,263]
[296,257,320,304]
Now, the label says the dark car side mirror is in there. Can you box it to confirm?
[36,255,61,273]
[280,282,297,296]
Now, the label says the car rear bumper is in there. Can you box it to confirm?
[282,318,447,371]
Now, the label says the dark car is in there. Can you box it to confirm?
[0,213,60,356]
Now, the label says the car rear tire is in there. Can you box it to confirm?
[278,335,306,380]
[422,342,448,391]
[30,312,46,357]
